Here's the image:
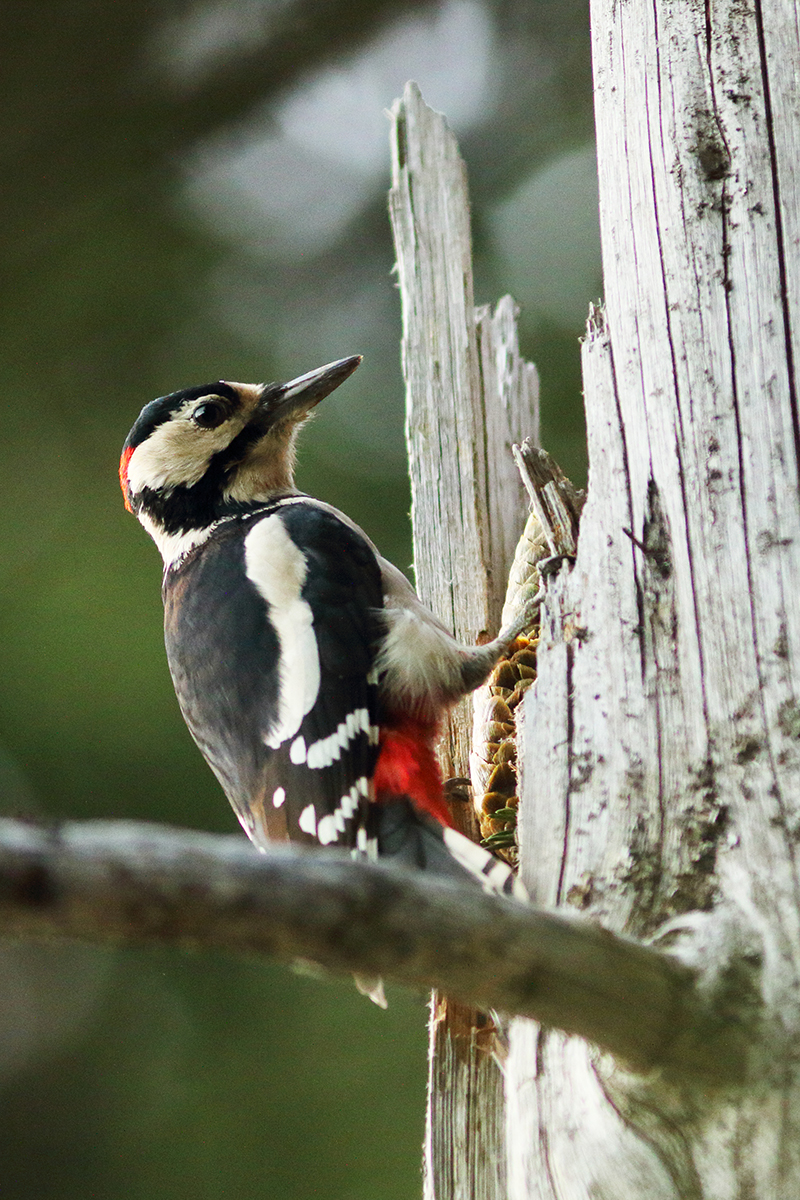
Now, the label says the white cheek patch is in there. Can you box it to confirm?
[126,400,242,497]
[244,514,321,750]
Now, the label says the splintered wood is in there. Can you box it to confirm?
[389,82,538,1200]
[472,444,585,858]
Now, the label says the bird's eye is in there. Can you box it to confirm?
[192,399,228,429]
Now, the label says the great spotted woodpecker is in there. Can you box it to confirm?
[120,356,533,929]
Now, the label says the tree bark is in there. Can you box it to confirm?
[388,82,539,1200]
[506,0,800,1196]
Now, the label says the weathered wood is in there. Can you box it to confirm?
[389,82,538,1200]
[507,0,800,1195]
[512,442,583,564]
[477,299,541,602]
[0,818,749,1079]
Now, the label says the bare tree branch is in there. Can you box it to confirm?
[0,817,748,1083]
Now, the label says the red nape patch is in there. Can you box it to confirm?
[373,721,453,828]
[119,446,134,513]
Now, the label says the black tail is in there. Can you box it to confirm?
[367,799,528,900]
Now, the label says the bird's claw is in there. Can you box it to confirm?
[497,553,574,646]
[497,584,544,645]
[538,552,574,579]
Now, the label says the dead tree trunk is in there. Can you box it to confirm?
[506,0,800,1196]
[391,0,800,1189]
[389,83,538,1200]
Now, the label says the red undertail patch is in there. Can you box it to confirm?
[373,720,452,828]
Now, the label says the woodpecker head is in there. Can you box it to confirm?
[120,356,361,558]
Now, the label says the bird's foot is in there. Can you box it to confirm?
[497,552,574,646]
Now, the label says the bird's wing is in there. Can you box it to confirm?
[236,500,383,851]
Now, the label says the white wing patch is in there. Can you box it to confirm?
[305,708,377,769]
[316,777,369,845]
[298,804,317,836]
[355,825,378,860]
[244,515,321,749]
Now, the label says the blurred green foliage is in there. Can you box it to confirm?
[0,1,596,1196]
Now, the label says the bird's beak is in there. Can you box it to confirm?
[257,356,362,427]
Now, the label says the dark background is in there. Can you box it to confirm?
[0,2,597,1196]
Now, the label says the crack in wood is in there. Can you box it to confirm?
[752,0,800,476]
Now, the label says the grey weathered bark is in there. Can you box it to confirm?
[388,81,538,1200]
[506,0,800,1196]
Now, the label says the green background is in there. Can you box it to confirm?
[0,2,597,1196]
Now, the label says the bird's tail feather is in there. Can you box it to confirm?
[367,798,528,901]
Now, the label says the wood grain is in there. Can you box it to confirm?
[507,1,800,1195]
[389,82,538,1200]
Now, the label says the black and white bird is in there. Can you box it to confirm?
[120,356,532,956]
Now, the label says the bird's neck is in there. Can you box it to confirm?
[138,489,302,571]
